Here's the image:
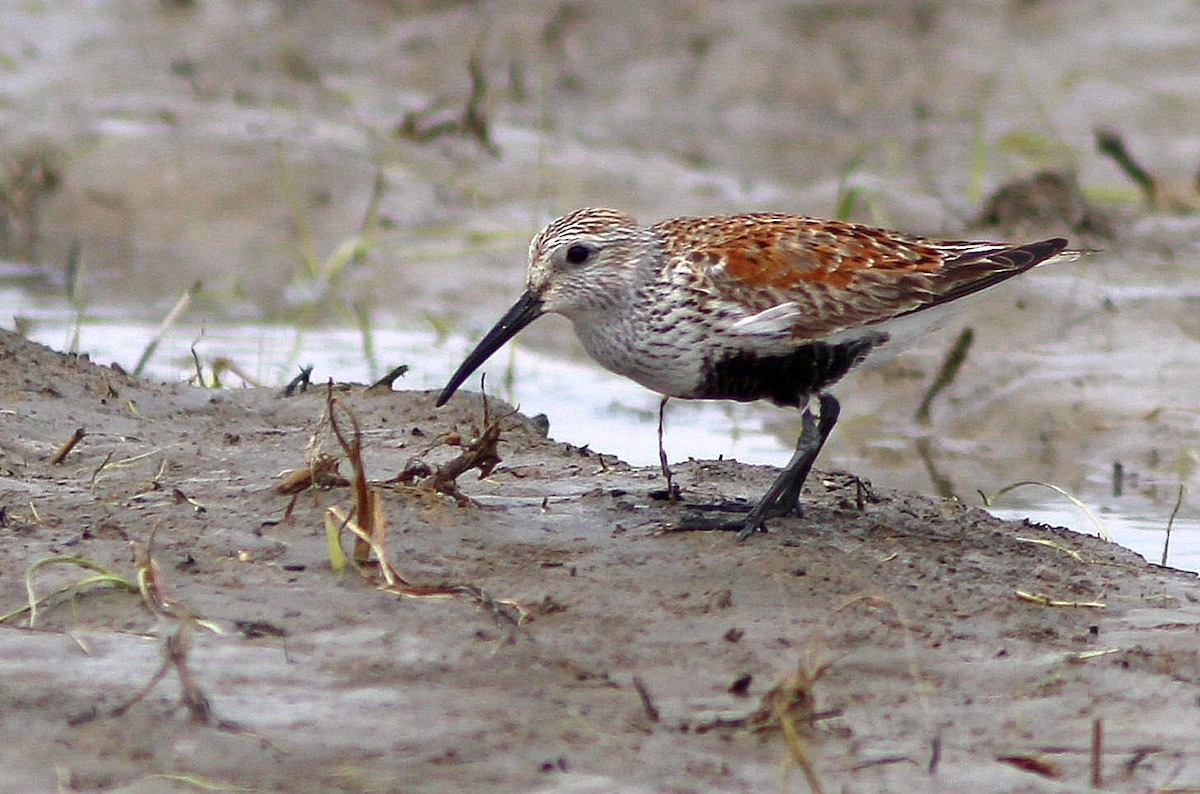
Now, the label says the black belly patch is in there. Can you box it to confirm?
[700,335,882,406]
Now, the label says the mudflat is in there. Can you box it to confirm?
[2,328,1198,792]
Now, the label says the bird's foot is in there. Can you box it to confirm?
[735,493,803,541]
[665,498,751,532]
[732,393,840,541]
[664,495,800,535]
[648,484,683,502]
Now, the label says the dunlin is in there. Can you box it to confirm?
[437,208,1073,540]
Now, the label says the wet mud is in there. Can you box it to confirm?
[2,329,1199,792]
[4,2,1200,791]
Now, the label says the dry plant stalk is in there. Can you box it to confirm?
[324,384,381,564]
[632,676,661,723]
[7,525,225,726]
[48,427,85,465]
[981,480,1110,540]
[423,418,503,500]
[274,453,345,495]
[391,389,510,505]
[316,387,524,626]
[749,658,831,794]
[365,364,409,393]
[111,625,212,722]
[397,53,499,156]
[6,556,135,627]
[324,502,525,626]
[996,754,1061,779]
[4,520,217,630]
[132,523,195,620]
[109,624,240,731]
[1015,590,1106,609]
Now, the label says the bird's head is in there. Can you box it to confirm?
[435,208,655,406]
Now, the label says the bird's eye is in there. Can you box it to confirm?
[564,244,593,265]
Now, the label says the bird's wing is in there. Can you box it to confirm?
[656,214,1069,340]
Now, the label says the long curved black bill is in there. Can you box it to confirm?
[435,290,545,407]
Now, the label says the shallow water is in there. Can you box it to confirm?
[3,1,1200,569]
[8,277,1199,573]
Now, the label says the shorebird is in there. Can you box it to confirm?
[436,208,1073,540]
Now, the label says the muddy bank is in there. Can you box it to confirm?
[1,329,1198,792]
[7,1,1200,553]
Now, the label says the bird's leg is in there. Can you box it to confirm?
[657,396,681,501]
[736,393,840,541]
[771,393,840,513]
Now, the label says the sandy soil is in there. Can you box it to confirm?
[2,328,1199,793]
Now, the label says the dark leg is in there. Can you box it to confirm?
[657,396,680,500]
[736,393,840,541]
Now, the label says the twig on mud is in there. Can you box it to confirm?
[750,659,831,794]
[325,381,382,564]
[315,386,526,628]
[132,522,214,626]
[275,382,353,500]
[655,396,681,501]
[462,53,498,156]
[632,676,661,723]
[203,356,266,389]
[1161,483,1185,567]
[325,502,526,626]
[283,365,315,396]
[1123,745,1161,777]
[109,638,173,718]
[89,450,115,489]
[168,628,213,723]
[1067,649,1123,663]
[421,419,504,502]
[274,381,360,524]
[133,526,175,619]
[390,386,511,505]
[366,364,409,393]
[133,280,201,377]
[679,647,844,787]
[980,481,1109,541]
[915,437,955,498]
[48,427,85,465]
[1095,127,1168,208]
[88,446,181,491]
[397,52,499,157]
[997,754,1060,779]
[110,624,241,731]
[1015,590,1106,609]
[5,524,218,632]
[6,556,136,627]
[845,756,915,772]
[189,339,205,385]
[172,487,207,514]
[275,453,346,495]
[75,538,237,729]
[1014,536,1083,561]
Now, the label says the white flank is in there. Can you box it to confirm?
[728,302,802,336]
